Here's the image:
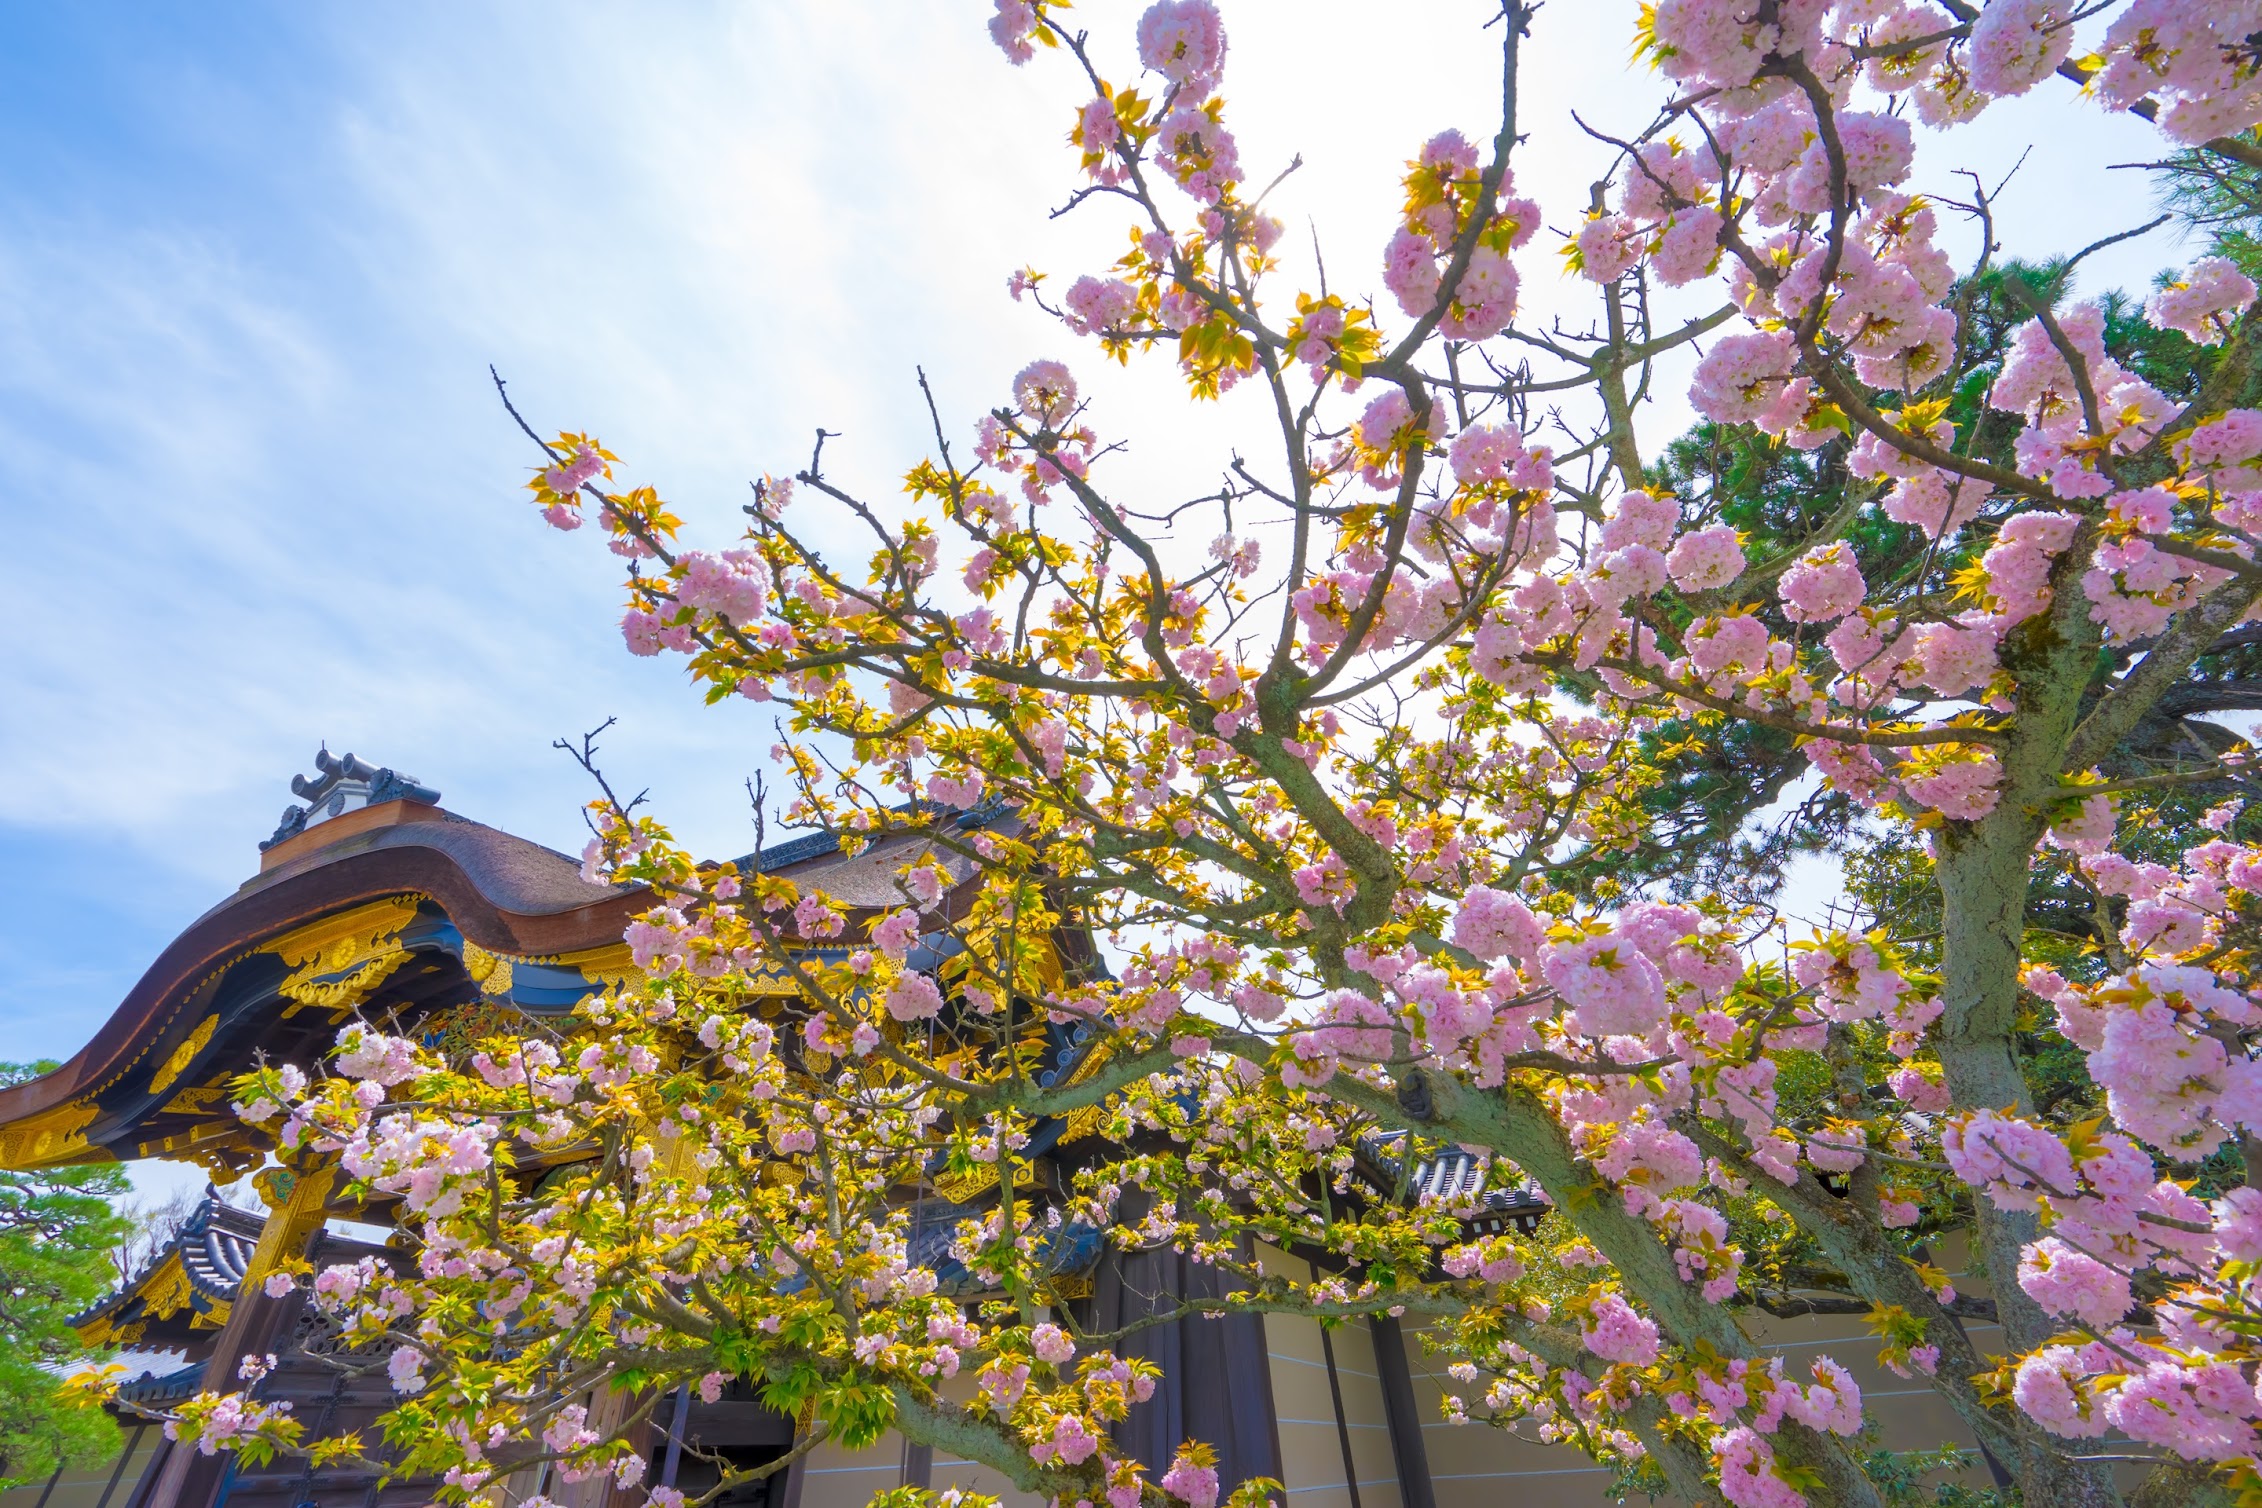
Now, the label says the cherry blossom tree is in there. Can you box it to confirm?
[118,3,2262,1508]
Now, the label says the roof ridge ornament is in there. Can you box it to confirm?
[261,743,442,852]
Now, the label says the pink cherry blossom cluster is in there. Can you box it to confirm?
[1137,0,1226,98]
[2090,0,2262,147]
[1380,129,1539,341]
[1579,1291,1663,1365]
[2148,258,2259,347]
[1991,307,2173,496]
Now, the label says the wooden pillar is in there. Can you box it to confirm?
[546,1386,650,1508]
[1368,1315,1438,1508]
[145,1160,339,1508]
[659,1385,692,1491]
[1318,1327,1366,1508]
[777,1437,809,1508]
[92,1423,148,1508]
[117,1438,172,1508]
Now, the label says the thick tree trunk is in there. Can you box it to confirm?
[1929,546,2127,1508]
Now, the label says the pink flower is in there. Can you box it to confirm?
[2014,1346,2106,1438]
[885,973,945,1022]
[1573,1294,1664,1373]
[1046,1414,1101,1466]
[1137,0,1226,94]
[1665,525,1745,591]
[1650,207,1725,286]
[2177,409,2262,473]
[1942,1109,2077,1210]
[1542,932,1668,1037]
[1382,226,1442,316]
[1714,1428,1803,1508]
[1448,424,1528,487]
[1689,332,1804,429]
[2149,257,2257,346]
[621,608,668,657]
[1449,889,1547,966]
[1012,360,1078,426]
[1782,1357,1863,1436]
[1970,0,2075,98]
[989,0,1038,63]
[1882,469,1983,535]
[872,910,921,960]
[1888,1065,1952,1113]
[2103,1361,2262,1461]
[1599,492,1680,552]
[1901,752,2002,822]
[676,549,772,626]
[1161,1449,1220,1508]
[2017,1237,2132,1329]
[1777,542,1866,622]
[1077,97,1121,155]
[1906,620,2000,697]
[1031,1322,1076,1365]
[1064,276,1137,336]
[387,1345,426,1395]
[1831,112,1915,191]
[1575,214,1640,282]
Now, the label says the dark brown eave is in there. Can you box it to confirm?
[0,801,990,1163]
[0,804,641,1139]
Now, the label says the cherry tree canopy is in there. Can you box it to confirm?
[113,4,2262,1508]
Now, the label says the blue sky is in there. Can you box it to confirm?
[0,4,2190,1196]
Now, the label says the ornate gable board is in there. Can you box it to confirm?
[5,903,663,1172]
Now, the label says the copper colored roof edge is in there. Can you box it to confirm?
[0,808,989,1133]
[0,816,654,1128]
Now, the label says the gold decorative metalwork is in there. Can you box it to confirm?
[137,1120,263,1183]
[139,1255,194,1320]
[263,897,423,1019]
[1047,1274,1095,1301]
[933,1157,1041,1204]
[744,957,803,996]
[75,1313,148,1348]
[186,1143,262,1184]
[196,1298,230,1330]
[461,940,516,998]
[0,1097,100,1170]
[159,1074,235,1117]
[240,1157,340,1294]
[149,1015,220,1094]
[1055,1042,1113,1144]
[420,998,531,1059]
[541,942,639,992]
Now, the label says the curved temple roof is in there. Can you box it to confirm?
[77,1191,397,1366]
[73,1197,263,1349]
[0,791,975,1177]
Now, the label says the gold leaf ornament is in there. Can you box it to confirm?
[461,939,517,998]
[150,1015,221,1094]
[0,1097,101,1170]
[262,896,424,1019]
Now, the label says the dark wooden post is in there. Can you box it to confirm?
[1368,1316,1438,1508]
[145,1162,339,1508]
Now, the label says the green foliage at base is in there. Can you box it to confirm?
[0,1062,132,1489]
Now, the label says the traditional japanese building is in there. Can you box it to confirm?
[0,754,1998,1508]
